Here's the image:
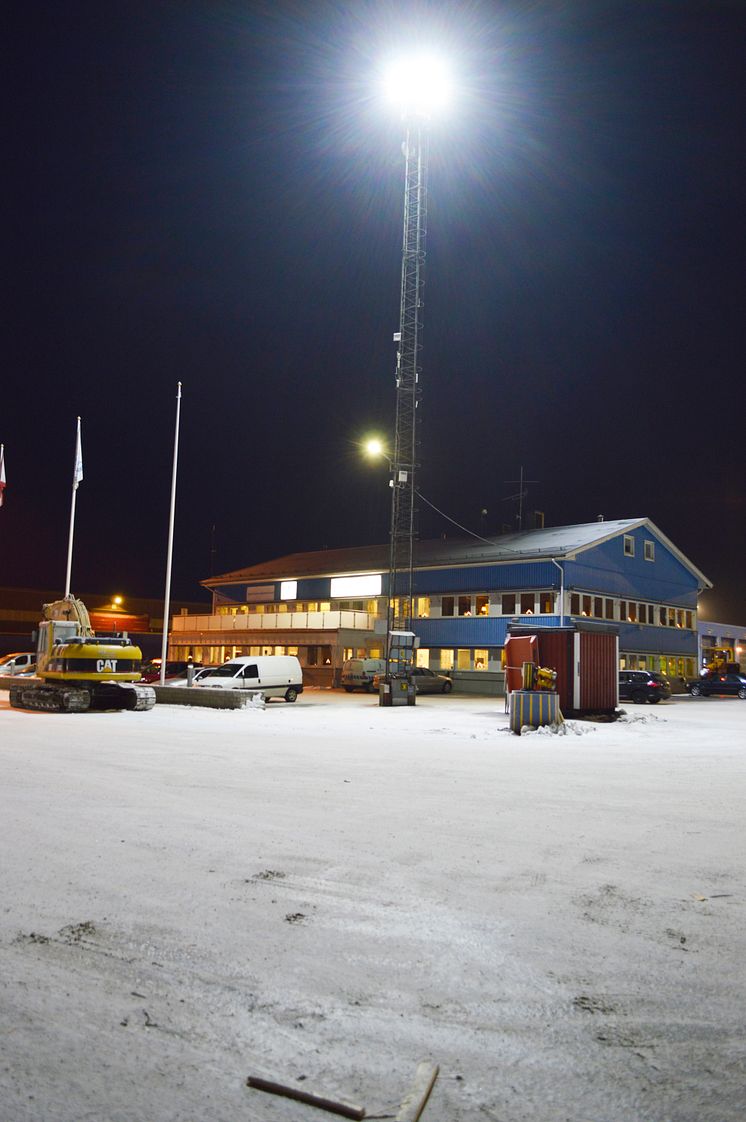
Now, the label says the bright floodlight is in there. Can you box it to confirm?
[364,437,385,458]
[383,54,452,117]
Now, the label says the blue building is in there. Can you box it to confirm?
[171,518,711,690]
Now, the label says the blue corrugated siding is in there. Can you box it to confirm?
[410,561,557,595]
[616,623,697,656]
[415,615,562,647]
[566,530,699,605]
[294,578,332,599]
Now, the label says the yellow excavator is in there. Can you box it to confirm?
[9,596,156,713]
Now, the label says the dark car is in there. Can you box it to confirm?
[410,667,453,694]
[618,670,671,704]
[688,672,746,699]
[140,660,202,684]
[372,667,453,694]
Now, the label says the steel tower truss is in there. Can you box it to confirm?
[386,119,428,662]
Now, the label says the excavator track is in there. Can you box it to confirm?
[9,682,155,712]
[9,684,91,712]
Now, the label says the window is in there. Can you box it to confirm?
[624,535,635,557]
[458,596,472,616]
[659,606,667,626]
[605,599,615,620]
[668,608,676,627]
[627,603,637,622]
[474,649,488,670]
[416,648,430,668]
[647,605,655,625]
[644,540,655,562]
[441,596,454,617]
[676,610,684,628]
[280,580,297,600]
[520,593,535,615]
[539,592,553,614]
[570,593,580,615]
[457,649,471,670]
[476,595,489,616]
[594,597,603,618]
[685,611,693,629]
[582,595,591,617]
[501,593,516,615]
[440,649,454,671]
[415,597,430,618]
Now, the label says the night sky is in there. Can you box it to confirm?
[5,1,745,619]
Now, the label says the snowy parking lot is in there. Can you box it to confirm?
[1,689,744,1122]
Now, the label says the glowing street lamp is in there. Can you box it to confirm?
[382,54,452,119]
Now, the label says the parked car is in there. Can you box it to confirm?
[162,666,213,686]
[0,652,36,676]
[618,670,671,704]
[341,657,386,692]
[140,660,202,684]
[688,672,746,699]
[196,656,303,702]
[372,667,453,694]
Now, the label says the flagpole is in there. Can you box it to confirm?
[64,417,83,597]
[160,383,182,686]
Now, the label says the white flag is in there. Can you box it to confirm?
[0,444,5,507]
[73,418,83,488]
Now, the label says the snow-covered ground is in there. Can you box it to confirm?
[0,689,744,1122]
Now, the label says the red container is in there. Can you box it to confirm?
[506,623,619,715]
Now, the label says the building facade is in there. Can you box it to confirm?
[170,518,710,691]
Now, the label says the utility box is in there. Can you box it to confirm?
[506,622,619,716]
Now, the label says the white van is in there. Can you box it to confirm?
[197,656,303,702]
[341,657,386,692]
[0,651,36,676]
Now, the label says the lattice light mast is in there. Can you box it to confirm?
[383,56,449,681]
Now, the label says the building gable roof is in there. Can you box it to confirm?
[204,518,711,591]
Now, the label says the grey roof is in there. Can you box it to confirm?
[204,518,711,590]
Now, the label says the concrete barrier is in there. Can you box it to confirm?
[153,686,250,709]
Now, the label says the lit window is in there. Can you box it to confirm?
[539,592,553,614]
[280,580,297,600]
[416,647,430,668]
[440,649,454,671]
[474,649,488,670]
[624,535,635,557]
[458,596,472,616]
[520,593,535,615]
[476,595,489,616]
[457,649,471,670]
[582,595,591,617]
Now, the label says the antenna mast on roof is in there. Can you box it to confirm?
[503,466,539,531]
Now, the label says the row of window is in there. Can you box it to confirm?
[570,594,694,629]
[173,643,697,680]
[213,589,693,630]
